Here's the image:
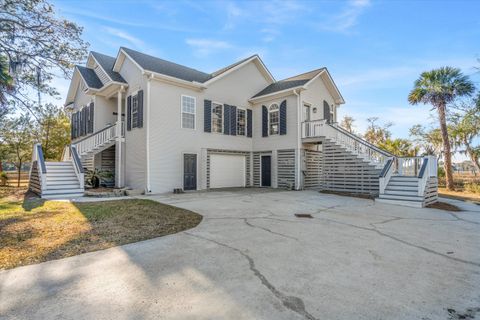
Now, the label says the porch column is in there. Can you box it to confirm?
[116,87,124,188]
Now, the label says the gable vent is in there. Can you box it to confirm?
[94,65,110,86]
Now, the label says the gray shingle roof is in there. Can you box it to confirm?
[91,51,126,83]
[210,55,257,78]
[76,65,103,89]
[121,47,212,83]
[251,79,309,98]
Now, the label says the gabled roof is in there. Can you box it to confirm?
[76,65,103,89]
[250,67,344,104]
[210,55,257,78]
[90,51,126,83]
[120,47,212,83]
[251,79,309,98]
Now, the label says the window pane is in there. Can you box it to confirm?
[212,103,223,133]
[182,96,195,114]
[269,110,279,135]
[132,95,138,128]
[237,109,246,135]
[182,113,195,129]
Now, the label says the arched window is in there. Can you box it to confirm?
[269,103,279,135]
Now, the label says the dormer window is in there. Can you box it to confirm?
[269,103,279,135]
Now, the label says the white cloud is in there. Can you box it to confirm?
[185,38,233,57]
[104,27,145,49]
[319,0,371,33]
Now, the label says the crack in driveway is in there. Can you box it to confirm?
[311,216,480,268]
[184,232,318,320]
[243,218,299,241]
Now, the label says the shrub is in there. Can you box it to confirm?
[464,182,480,194]
[0,172,8,186]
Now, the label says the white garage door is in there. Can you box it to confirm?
[210,154,246,188]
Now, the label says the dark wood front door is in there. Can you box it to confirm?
[261,155,271,187]
[184,154,197,190]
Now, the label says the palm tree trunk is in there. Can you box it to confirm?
[437,103,455,190]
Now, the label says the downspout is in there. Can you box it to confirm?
[294,89,302,190]
[146,73,153,193]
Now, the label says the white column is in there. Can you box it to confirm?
[116,89,122,188]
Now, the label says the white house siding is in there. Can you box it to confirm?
[119,57,147,190]
[93,96,117,132]
[301,76,337,122]
[147,61,270,193]
[251,94,299,188]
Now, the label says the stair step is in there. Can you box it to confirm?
[389,181,418,187]
[46,162,72,167]
[386,185,418,191]
[390,176,419,181]
[379,193,423,201]
[384,190,419,196]
[375,198,424,208]
[42,188,84,195]
[46,184,81,190]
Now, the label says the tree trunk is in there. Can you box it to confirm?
[465,144,480,174]
[437,103,455,190]
[17,160,22,187]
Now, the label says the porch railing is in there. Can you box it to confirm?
[301,119,393,167]
[72,122,118,156]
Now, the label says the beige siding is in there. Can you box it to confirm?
[301,76,337,122]
[147,61,270,193]
[120,57,147,190]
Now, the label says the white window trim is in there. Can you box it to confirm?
[211,101,223,134]
[236,107,247,136]
[181,94,196,130]
[268,103,280,136]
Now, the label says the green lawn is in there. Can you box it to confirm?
[0,187,202,270]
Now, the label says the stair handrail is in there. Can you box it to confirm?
[70,145,84,189]
[302,119,393,167]
[417,155,437,196]
[30,143,47,192]
[379,158,395,194]
[72,123,117,156]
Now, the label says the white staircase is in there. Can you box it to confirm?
[42,162,84,199]
[301,120,439,207]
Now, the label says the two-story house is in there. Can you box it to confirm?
[28,47,438,208]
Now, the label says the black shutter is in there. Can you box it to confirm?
[223,104,230,135]
[71,113,74,139]
[230,105,237,136]
[262,105,268,137]
[127,95,132,131]
[204,100,211,132]
[137,90,144,128]
[89,103,94,133]
[73,112,77,138]
[247,109,252,138]
[80,108,85,136]
[280,100,287,135]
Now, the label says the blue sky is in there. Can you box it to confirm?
[51,0,480,158]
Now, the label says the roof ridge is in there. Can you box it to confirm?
[279,67,325,82]
[120,46,211,77]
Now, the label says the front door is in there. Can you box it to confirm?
[184,154,197,190]
[261,155,271,187]
[303,104,310,122]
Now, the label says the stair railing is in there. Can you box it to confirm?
[417,155,437,196]
[72,123,117,156]
[30,143,47,193]
[379,158,394,194]
[302,120,393,167]
[70,145,84,189]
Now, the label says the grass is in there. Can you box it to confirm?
[438,188,480,204]
[0,187,202,270]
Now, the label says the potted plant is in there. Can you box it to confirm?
[85,169,112,189]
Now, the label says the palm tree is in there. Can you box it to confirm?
[408,67,475,190]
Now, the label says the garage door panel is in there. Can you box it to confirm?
[210,154,245,188]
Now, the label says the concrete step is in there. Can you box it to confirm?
[375,198,424,208]
[42,193,84,200]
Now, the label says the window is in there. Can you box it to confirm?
[330,104,335,123]
[269,103,279,135]
[237,108,246,136]
[131,94,139,128]
[303,104,310,122]
[181,95,196,129]
[211,102,223,133]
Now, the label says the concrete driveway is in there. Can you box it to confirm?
[1,189,480,320]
